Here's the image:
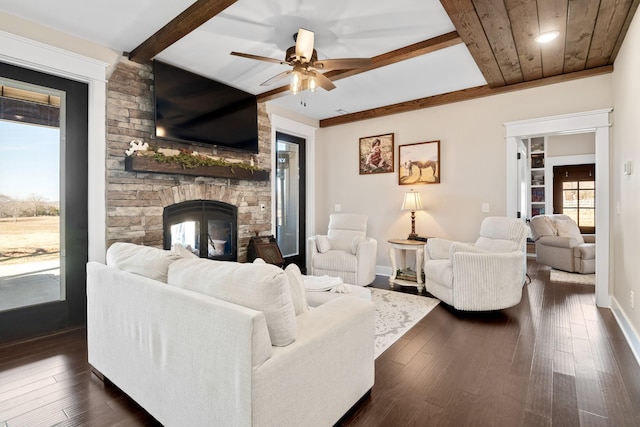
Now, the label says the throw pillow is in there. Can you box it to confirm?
[253,258,266,263]
[555,219,585,244]
[351,236,367,254]
[316,235,331,253]
[284,263,309,315]
[106,242,181,283]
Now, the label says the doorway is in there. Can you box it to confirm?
[505,109,611,307]
[0,61,88,342]
[275,131,306,269]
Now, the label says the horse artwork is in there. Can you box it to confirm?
[399,140,441,185]
[403,160,438,181]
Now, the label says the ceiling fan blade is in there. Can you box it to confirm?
[261,70,292,86]
[313,72,336,91]
[295,28,315,62]
[231,51,288,65]
[313,58,372,71]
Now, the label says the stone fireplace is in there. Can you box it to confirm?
[105,59,272,262]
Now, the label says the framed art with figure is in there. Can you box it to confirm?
[359,133,394,175]
[399,140,440,185]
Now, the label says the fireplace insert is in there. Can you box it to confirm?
[163,200,237,261]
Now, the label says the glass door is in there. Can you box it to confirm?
[0,62,88,343]
[0,80,63,313]
[275,132,306,269]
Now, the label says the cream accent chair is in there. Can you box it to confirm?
[529,214,595,274]
[423,217,528,311]
[306,214,377,286]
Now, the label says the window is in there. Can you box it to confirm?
[553,164,595,233]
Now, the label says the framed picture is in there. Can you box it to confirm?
[359,133,394,175]
[253,243,284,266]
[398,140,440,185]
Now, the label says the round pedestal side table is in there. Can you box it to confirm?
[388,239,426,292]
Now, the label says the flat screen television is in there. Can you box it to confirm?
[153,60,259,153]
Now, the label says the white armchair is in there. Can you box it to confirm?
[423,217,528,311]
[306,214,377,286]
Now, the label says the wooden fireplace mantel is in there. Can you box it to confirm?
[124,156,270,181]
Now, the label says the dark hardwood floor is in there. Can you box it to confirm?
[1,259,639,426]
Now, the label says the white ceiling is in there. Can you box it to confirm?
[0,0,488,121]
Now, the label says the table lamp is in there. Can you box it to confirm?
[401,189,423,240]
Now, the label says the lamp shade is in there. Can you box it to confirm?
[401,190,423,211]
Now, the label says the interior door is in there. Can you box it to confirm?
[275,132,306,269]
[0,62,88,343]
[516,139,527,219]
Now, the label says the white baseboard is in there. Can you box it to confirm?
[610,297,640,367]
[376,266,392,277]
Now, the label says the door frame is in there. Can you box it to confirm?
[505,109,611,308]
[0,31,108,264]
[269,114,317,268]
[0,61,87,341]
[275,131,306,267]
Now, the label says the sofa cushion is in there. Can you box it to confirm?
[555,219,585,244]
[168,258,297,346]
[106,242,181,283]
[285,264,309,315]
[312,250,357,273]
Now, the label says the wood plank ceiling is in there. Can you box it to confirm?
[128,0,639,127]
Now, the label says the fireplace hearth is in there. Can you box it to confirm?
[163,200,237,261]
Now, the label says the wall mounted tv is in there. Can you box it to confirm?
[153,60,259,154]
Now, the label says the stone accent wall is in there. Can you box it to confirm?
[106,59,272,261]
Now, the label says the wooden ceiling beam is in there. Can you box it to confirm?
[473,0,523,84]
[319,65,612,128]
[440,0,506,87]
[128,0,237,62]
[256,31,462,102]
[537,0,568,78]
[563,0,600,73]
[610,0,640,62]
[587,0,636,68]
[504,0,542,81]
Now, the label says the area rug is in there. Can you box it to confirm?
[550,268,595,285]
[370,288,439,358]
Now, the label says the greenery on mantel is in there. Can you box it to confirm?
[124,145,269,181]
[145,147,261,172]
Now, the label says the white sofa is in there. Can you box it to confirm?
[87,243,375,427]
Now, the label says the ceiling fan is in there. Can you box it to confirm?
[231,28,371,94]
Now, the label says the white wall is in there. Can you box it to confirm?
[547,133,595,157]
[612,8,640,354]
[316,75,612,271]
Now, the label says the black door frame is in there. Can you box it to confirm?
[275,131,306,270]
[552,163,596,234]
[0,61,88,343]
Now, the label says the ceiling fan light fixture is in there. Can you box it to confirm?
[308,74,318,93]
[290,69,302,94]
[535,31,560,43]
